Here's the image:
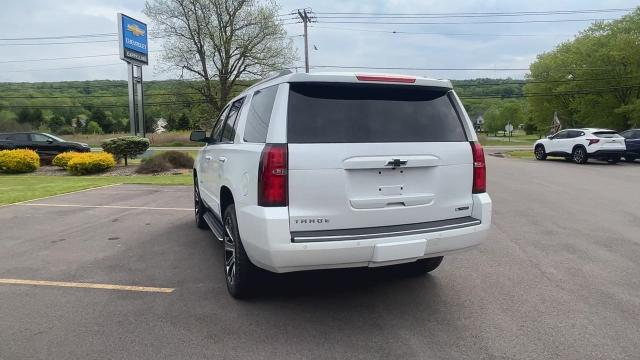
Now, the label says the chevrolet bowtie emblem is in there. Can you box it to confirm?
[385,159,408,168]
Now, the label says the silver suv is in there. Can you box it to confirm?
[191,71,492,298]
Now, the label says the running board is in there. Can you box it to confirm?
[204,211,224,241]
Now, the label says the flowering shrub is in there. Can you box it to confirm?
[66,152,116,175]
[52,151,83,169]
[0,149,40,173]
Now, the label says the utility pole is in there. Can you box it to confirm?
[297,9,313,73]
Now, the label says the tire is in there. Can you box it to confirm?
[404,256,444,275]
[607,156,620,164]
[571,146,588,164]
[223,204,258,299]
[194,175,208,229]
[624,155,636,162]
[534,145,547,160]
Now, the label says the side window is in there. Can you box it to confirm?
[567,130,582,138]
[8,134,29,142]
[31,134,51,142]
[220,98,245,143]
[210,106,230,143]
[620,131,631,139]
[244,85,278,143]
[552,131,567,140]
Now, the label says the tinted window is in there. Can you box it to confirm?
[287,83,467,143]
[220,98,245,143]
[31,133,51,142]
[244,86,278,143]
[620,131,632,139]
[210,106,229,143]
[7,134,29,141]
[552,131,568,139]
[593,131,622,138]
[567,130,583,138]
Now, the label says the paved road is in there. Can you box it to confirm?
[1,158,639,359]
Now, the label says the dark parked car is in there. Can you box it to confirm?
[620,129,640,162]
[0,132,90,161]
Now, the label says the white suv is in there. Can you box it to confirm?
[534,128,626,164]
[191,71,492,298]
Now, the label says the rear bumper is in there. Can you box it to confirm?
[588,149,625,158]
[238,193,492,273]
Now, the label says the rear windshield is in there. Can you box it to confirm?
[593,131,622,138]
[287,82,467,143]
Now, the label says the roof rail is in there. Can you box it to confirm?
[244,69,293,92]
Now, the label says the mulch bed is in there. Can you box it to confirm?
[33,165,189,177]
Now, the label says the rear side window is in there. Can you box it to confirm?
[287,82,467,143]
[244,85,278,143]
[7,134,29,141]
[593,131,622,138]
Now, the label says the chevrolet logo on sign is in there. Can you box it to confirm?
[127,24,145,37]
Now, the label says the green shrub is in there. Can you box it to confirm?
[101,136,149,166]
[136,157,172,174]
[57,126,75,135]
[155,151,194,168]
[0,149,40,173]
[52,151,82,168]
[67,152,115,175]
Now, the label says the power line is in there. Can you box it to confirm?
[2,63,123,73]
[314,17,617,25]
[0,39,118,46]
[312,65,531,71]
[0,33,117,41]
[0,53,119,64]
[313,8,633,16]
[309,25,572,37]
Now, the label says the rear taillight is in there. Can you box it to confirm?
[588,139,600,146]
[470,142,486,194]
[258,144,288,207]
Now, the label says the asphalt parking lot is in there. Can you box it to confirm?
[1,157,639,360]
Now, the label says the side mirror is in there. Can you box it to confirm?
[190,130,208,143]
[546,135,553,140]
[46,139,54,144]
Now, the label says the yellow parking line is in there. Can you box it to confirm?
[18,203,192,211]
[0,278,175,293]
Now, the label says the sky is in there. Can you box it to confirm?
[0,0,638,83]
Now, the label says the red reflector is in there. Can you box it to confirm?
[258,144,288,207]
[588,139,600,146]
[470,142,486,194]
[356,74,416,83]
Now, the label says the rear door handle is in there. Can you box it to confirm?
[218,157,227,163]
[205,156,213,161]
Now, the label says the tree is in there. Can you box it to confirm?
[165,113,178,131]
[144,0,296,115]
[145,114,158,133]
[48,115,66,133]
[89,108,115,133]
[86,121,103,134]
[525,8,640,131]
[101,136,150,166]
[483,106,503,136]
[177,113,191,130]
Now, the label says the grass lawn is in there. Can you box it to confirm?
[479,133,539,146]
[505,150,535,159]
[0,174,192,205]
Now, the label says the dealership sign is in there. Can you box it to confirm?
[118,13,148,65]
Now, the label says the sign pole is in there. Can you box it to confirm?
[135,65,145,137]
[127,62,137,135]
